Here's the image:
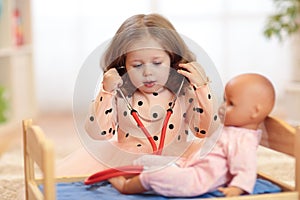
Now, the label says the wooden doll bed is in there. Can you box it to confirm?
[22,116,300,200]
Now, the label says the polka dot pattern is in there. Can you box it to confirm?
[101,131,106,135]
[105,108,113,115]
[177,135,181,141]
[193,107,203,113]
[214,115,218,121]
[89,116,94,121]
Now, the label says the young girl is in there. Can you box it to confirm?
[84,13,220,162]
[108,73,276,197]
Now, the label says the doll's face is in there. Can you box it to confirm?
[218,80,257,128]
[125,38,171,94]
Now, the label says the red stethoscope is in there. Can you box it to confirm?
[85,79,185,185]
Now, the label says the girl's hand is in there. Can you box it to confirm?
[177,62,209,88]
[102,68,123,92]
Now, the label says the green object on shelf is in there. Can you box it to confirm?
[0,0,2,17]
[264,0,300,41]
[0,86,9,123]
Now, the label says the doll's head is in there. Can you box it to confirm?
[218,73,275,130]
[101,13,194,95]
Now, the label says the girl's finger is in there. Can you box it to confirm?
[177,69,191,79]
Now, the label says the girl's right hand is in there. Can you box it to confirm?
[102,68,123,92]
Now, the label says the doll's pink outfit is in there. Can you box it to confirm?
[139,126,262,197]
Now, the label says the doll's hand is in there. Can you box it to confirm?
[218,186,244,197]
[177,62,209,88]
[102,68,123,92]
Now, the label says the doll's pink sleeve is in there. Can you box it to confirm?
[227,132,259,194]
[84,85,117,140]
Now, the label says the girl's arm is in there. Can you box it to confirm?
[192,85,213,138]
[85,68,122,140]
[84,86,118,140]
[177,62,214,138]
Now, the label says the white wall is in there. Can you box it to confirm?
[31,0,292,115]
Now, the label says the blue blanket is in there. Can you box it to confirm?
[43,178,281,199]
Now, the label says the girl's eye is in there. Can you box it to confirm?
[153,61,162,65]
[229,101,234,106]
[133,63,142,68]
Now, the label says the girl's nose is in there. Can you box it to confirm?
[143,64,153,76]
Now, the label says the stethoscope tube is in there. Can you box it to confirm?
[130,109,158,153]
[157,108,173,155]
[85,165,143,185]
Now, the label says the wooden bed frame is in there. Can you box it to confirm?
[23,116,300,200]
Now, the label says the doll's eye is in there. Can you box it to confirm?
[153,61,162,65]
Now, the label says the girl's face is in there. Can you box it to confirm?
[125,38,171,93]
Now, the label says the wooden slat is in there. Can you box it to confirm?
[23,119,34,200]
[210,192,299,200]
[27,182,43,200]
[42,138,56,200]
[257,172,294,191]
[295,126,300,198]
[260,116,296,156]
[26,126,45,170]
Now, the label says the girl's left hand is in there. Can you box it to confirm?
[177,62,209,88]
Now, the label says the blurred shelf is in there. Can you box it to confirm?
[0,0,36,135]
[0,45,32,58]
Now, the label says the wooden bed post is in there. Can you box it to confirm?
[23,119,33,200]
[295,126,300,198]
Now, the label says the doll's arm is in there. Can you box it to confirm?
[108,175,146,194]
[227,134,258,194]
[84,86,118,140]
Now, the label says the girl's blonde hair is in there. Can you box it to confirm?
[102,13,195,95]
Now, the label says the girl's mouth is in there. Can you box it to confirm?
[143,81,155,88]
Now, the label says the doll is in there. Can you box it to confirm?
[108,73,275,197]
